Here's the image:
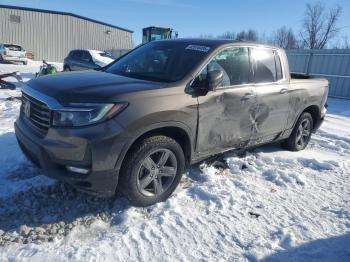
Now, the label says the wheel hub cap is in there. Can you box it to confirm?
[137,149,177,197]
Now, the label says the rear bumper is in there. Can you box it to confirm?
[15,115,129,197]
[2,55,27,62]
[313,106,327,132]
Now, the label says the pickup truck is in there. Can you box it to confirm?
[0,43,28,65]
[15,39,328,206]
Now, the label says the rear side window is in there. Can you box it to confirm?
[193,47,250,88]
[275,52,283,80]
[251,48,276,83]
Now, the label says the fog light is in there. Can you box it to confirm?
[66,166,90,174]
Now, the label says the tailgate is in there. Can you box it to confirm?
[6,50,25,57]
[4,45,25,57]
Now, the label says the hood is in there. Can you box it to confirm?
[26,71,164,103]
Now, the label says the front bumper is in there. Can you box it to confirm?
[15,115,129,197]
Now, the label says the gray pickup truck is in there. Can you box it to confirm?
[15,39,328,206]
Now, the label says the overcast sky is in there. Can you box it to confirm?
[1,0,350,45]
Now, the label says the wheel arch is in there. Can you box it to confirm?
[302,105,321,131]
[290,104,320,133]
[115,122,194,174]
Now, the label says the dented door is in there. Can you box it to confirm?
[249,48,290,143]
[193,46,257,154]
[197,85,257,154]
[253,83,290,142]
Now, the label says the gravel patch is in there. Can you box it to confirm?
[0,182,129,246]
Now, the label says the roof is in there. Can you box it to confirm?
[143,26,172,30]
[0,4,133,33]
[155,38,279,49]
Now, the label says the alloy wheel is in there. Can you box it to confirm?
[296,118,311,147]
[136,148,177,197]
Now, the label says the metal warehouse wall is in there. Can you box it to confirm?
[0,7,133,62]
[286,49,350,99]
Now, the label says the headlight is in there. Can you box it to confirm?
[52,102,127,127]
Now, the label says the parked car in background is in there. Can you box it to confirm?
[15,39,328,206]
[63,49,115,71]
[0,43,28,65]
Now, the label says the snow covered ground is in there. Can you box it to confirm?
[0,63,349,261]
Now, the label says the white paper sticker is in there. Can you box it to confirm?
[185,45,210,52]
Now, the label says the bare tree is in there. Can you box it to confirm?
[333,36,350,49]
[342,36,350,49]
[218,31,236,39]
[236,29,258,41]
[300,1,342,49]
[198,33,215,39]
[273,26,298,49]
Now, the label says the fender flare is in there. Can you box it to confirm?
[290,103,321,132]
[114,121,194,173]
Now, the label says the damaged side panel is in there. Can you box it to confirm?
[196,85,258,155]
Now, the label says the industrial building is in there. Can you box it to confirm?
[0,5,133,62]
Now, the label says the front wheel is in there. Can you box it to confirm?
[282,112,313,151]
[120,136,185,206]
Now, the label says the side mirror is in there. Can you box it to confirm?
[207,70,223,91]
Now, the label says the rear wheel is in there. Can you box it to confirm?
[64,65,71,71]
[120,136,185,206]
[282,112,313,151]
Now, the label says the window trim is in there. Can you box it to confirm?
[250,47,287,86]
[190,45,253,90]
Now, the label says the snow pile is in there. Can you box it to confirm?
[0,63,349,261]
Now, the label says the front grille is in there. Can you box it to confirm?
[21,92,51,132]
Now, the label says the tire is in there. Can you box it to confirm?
[282,112,313,151]
[64,65,71,71]
[120,136,185,206]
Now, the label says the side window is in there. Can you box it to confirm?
[192,47,250,88]
[81,51,92,62]
[275,51,283,81]
[251,48,276,83]
[72,51,80,59]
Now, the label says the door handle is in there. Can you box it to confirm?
[241,93,255,101]
[280,88,288,94]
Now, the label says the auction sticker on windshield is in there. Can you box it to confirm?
[185,45,210,52]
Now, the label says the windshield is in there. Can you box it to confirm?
[105,41,211,82]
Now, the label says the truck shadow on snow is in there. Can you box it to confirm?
[259,233,350,262]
